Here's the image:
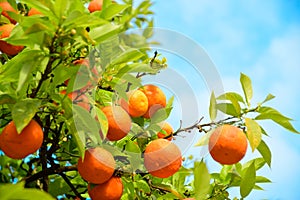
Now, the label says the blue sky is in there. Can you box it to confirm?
[146,0,300,199]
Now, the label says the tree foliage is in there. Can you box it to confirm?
[0,0,298,199]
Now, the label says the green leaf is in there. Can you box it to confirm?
[261,93,275,104]
[240,73,253,106]
[217,92,245,103]
[101,4,129,20]
[194,129,214,147]
[89,24,121,44]
[133,180,151,193]
[66,119,85,158]
[220,165,233,184]
[256,106,292,120]
[209,92,217,121]
[257,139,272,167]
[166,96,174,109]
[245,118,262,151]
[110,48,145,66]
[243,158,266,171]
[0,94,16,104]
[150,107,173,124]
[0,182,54,200]
[19,0,57,20]
[17,56,45,92]
[125,140,142,171]
[255,176,271,183]
[63,11,106,29]
[95,107,108,139]
[12,99,41,133]
[255,107,299,133]
[240,162,256,198]
[0,50,42,83]
[72,104,101,145]
[216,103,238,116]
[194,160,211,200]
[48,176,70,197]
[217,92,242,116]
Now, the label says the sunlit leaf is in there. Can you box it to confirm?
[209,91,217,121]
[255,176,271,183]
[101,4,129,20]
[66,120,85,158]
[261,93,275,104]
[0,182,54,200]
[256,106,299,133]
[245,118,262,151]
[110,48,145,66]
[89,24,121,43]
[12,99,41,133]
[240,162,256,198]
[257,139,272,167]
[216,103,238,116]
[217,92,245,103]
[72,104,101,145]
[194,160,211,200]
[194,129,214,147]
[240,73,253,106]
[95,107,108,139]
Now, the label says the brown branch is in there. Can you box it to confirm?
[24,165,77,184]
[170,115,239,139]
[60,172,85,200]
[147,178,184,199]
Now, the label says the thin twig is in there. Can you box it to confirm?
[60,172,85,200]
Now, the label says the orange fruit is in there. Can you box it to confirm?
[77,147,115,184]
[0,120,43,159]
[144,139,182,178]
[0,24,24,56]
[61,90,90,111]
[120,89,148,117]
[101,106,131,141]
[139,84,166,118]
[209,125,248,165]
[28,8,42,16]
[0,1,17,24]
[88,177,123,200]
[88,0,103,13]
[157,122,173,141]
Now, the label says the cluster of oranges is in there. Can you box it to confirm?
[0,1,41,56]
[0,0,101,56]
[75,82,182,199]
[0,0,250,199]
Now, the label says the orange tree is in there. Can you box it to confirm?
[0,0,299,199]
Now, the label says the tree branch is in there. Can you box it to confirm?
[60,172,85,200]
[24,165,77,184]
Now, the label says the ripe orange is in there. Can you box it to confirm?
[28,8,42,16]
[0,120,43,159]
[120,89,148,117]
[77,147,115,184]
[101,106,131,141]
[139,84,166,118]
[144,139,182,178]
[88,0,103,13]
[209,125,248,165]
[88,177,123,200]
[0,24,24,56]
[157,122,173,141]
[61,90,90,111]
[0,1,17,24]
